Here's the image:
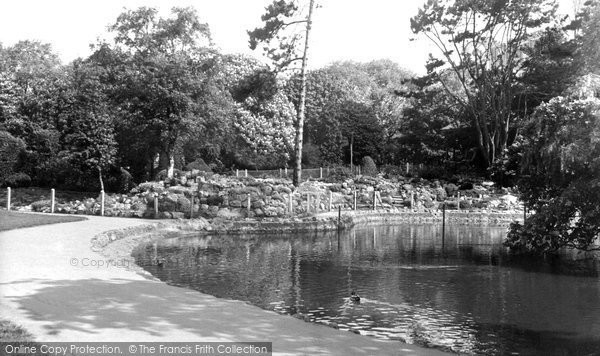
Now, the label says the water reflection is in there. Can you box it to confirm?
[132,225,600,355]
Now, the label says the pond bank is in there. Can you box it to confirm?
[93,209,520,252]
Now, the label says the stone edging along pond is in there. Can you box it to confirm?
[91,209,522,254]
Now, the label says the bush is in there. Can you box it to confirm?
[419,165,447,180]
[3,173,32,188]
[0,131,26,183]
[31,200,51,212]
[155,169,183,181]
[361,156,377,177]
[326,166,353,182]
[184,158,212,172]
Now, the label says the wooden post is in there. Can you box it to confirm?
[410,192,414,210]
[279,168,282,178]
[236,169,239,177]
[406,162,410,175]
[288,193,293,215]
[285,167,288,177]
[358,166,361,175]
[245,169,248,177]
[6,187,11,211]
[372,190,377,211]
[247,194,251,214]
[320,167,323,179]
[337,205,341,230]
[190,194,194,219]
[100,190,105,216]
[328,191,333,212]
[51,188,55,213]
[327,167,330,177]
[457,192,461,211]
[523,205,526,222]
[442,203,446,241]
[353,190,357,211]
[154,194,159,218]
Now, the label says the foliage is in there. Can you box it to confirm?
[361,156,377,177]
[249,0,315,186]
[3,173,31,188]
[57,60,117,190]
[411,0,557,168]
[92,6,213,181]
[286,60,411,166]
[301,142,321,168]
[184,159,212,172]
[232,92,295,167]
[0,130,26,184]
[506,92,600,253]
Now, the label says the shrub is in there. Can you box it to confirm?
[31,200,51,212]
[326,166,353,182]
[185,158,212,172]
[3,173,32,188]
[0,131,26,183]
[361,156,377,177]
[419,165,447,180]
[155,169,183,181]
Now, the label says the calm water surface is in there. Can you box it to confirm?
[132,224,600,355]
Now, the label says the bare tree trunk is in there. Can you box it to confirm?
[98,167,105,192]
[292,0,314,187]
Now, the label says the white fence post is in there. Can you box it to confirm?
[245,169,248,177]
[288,193,293,215]
[51,188,55,213]
[328,191,333,212]
[6,187,11,211]
[100,190,105,216]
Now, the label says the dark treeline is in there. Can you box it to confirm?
[0,1,599,202]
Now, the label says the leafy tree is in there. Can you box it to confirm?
[0,130,26,185]
[411,0,557,169]
[56,60,117,191]
[285,60,411,166]
[0,40,63,141]
[249,0,316,186]
[94,7,213,180]
[506,87,600,253]
[232,92,296,168]
[397,75,472,168]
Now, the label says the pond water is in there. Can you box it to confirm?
[132,224,600,355]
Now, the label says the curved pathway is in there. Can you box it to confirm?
[0,214,448,355]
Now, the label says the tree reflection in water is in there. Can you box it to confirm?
[132,224,600,355]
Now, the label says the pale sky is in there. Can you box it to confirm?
[0,0,577,74]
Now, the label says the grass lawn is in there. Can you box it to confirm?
[0,210,86,232]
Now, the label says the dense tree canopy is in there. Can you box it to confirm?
[411,0,558,168]
[506,90,600,253]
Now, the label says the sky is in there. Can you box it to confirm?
[0,0,577,75]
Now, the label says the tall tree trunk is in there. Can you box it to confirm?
[292,0,314,187]
[98,167,105,192]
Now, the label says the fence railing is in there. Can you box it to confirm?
[233,166,368,180]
